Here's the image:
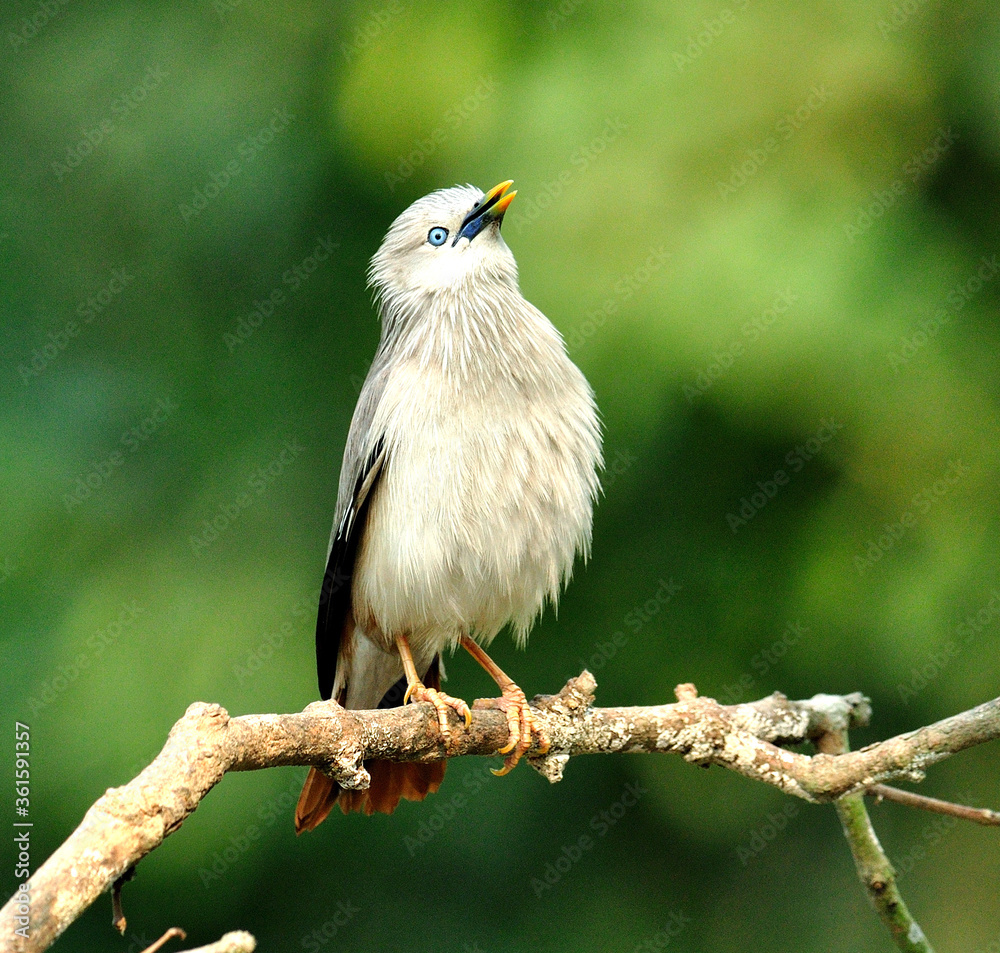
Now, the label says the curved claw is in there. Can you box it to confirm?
[405,682,472,745]
[474,685,547,775]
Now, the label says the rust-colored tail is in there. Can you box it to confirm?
[295,760,445,832]
[294,658,447,833]
[295,767,340,833]
[338,760,445,816]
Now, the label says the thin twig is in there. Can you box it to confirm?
[136,927,256,953]
[111,865,135,935]
[138,927,186,953]
[173,931,256,953]
[110,884,126,936]
[867,784,1000,826]
[0,676,996,952]
[819,732,934,953]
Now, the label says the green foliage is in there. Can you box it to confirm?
[2,0,998,950]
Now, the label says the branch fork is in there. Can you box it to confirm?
[1,674,996,953]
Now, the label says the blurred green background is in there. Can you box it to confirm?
[2,0,999,950]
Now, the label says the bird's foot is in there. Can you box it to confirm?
[473,685,549,776]
[404,681,472,743]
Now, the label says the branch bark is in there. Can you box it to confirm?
[143,930,256,953]
[135,928,256,953]
[867,784,1000,826]
[819,730,934,953]
[1,674,997,953]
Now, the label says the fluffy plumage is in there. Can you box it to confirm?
[295,183,601,830]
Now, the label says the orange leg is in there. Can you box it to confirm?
[460,636,550,776]
[396,634,471,743]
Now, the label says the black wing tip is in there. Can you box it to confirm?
[313,437,387,705]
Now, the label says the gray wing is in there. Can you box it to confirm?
[314,353,392,700]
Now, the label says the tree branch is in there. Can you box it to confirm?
[1,674,997,953]
[178,932,255,953]
[866,784,1000,826]
[818,729,934,952]
[138,927,186,953]
[136,928,256,953]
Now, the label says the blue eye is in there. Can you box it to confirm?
[427,227,448,246]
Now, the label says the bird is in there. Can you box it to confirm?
[295,180,602,831]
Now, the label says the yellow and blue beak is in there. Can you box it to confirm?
[455,180,517,244]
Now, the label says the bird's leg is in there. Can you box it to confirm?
[460,635,550,776]
[395,634,471,743]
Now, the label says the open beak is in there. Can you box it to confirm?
[454,180,517,244]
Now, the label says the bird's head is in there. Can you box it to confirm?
[369,182,519,309]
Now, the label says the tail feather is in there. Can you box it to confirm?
[337,760,445,816]
[295,655,446,831]
[295,767,340,834]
